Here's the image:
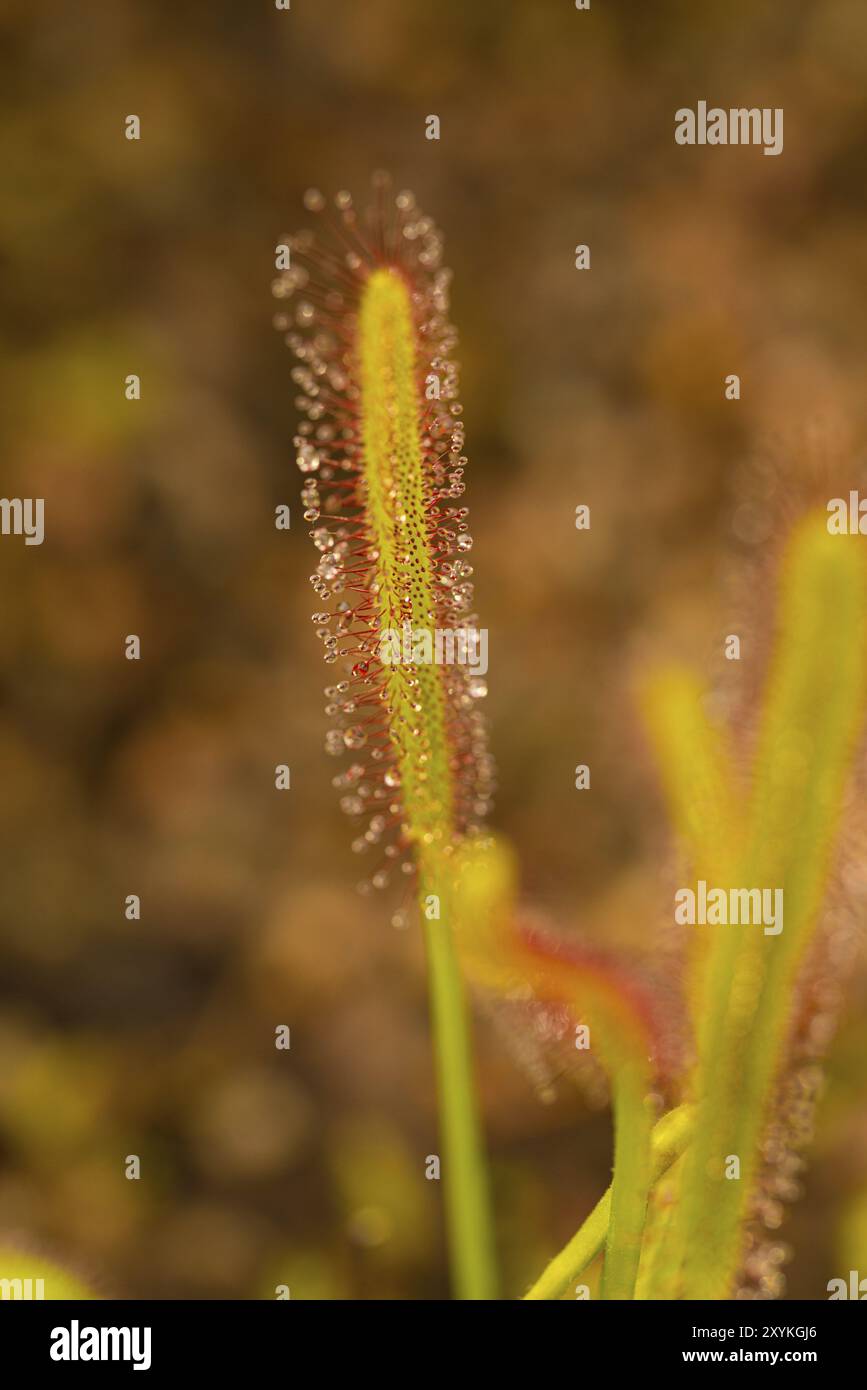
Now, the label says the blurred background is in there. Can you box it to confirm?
[2,0,867,1298]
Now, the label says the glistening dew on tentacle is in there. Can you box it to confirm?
[273,176,495,907]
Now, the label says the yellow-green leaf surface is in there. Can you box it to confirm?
[358,268,454,854]
[0,1244,96,1300]
[645,511,867,1298]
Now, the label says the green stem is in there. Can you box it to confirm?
[524,1104,693,1301]
[599,1064,653,1300]
[422,869,497,1300]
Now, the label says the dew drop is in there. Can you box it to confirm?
[296,443,321,473]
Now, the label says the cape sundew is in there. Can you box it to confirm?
[275,176,498,1299]
[273,176,495,901]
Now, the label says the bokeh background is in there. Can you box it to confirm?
[2,0,867,1298]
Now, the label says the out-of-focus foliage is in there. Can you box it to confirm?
[640,512,867,1298]
[0,1243,97,1299]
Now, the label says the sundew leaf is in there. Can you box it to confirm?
[639,667,742,1027]
[450,835,678,1298]
[276,177,494,895]
[356,268,456,854]
[278,179,496,1299]
[659,510,867,1299]
[640,667,741,886]
[450,836,675,1083]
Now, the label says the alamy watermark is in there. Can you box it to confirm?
[50,1320,152,1371]
[379,622,488,676]
[675,880,783,936]
[827,492,867,534]
[1,1276,44,1299]
[675,103,783,157]
[827,1270,867,1299]
[0,498,44,546]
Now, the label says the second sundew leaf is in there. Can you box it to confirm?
[515,926,664,1302]
[450,835,676,1299]
[640,667,741,886]
[670,511,867,1299]
[450,836,674,1084]
[640,667,742,1027]
[636,668,743,1298]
